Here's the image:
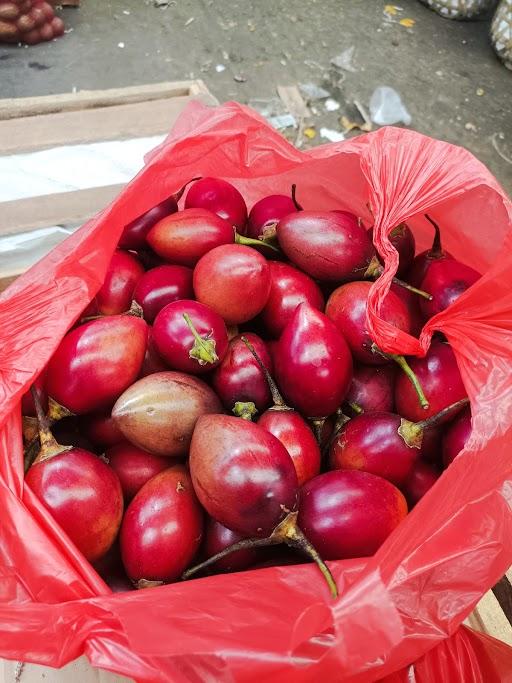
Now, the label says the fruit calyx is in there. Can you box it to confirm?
[183,313,219,366]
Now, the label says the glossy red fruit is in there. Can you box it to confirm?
[330,411,422,486]
[46,316,148,414]
[325,281,411,365]
[204,518,258,572]
[133,265,193,323]
[419,425,443,465]
[189,414,297,536]
[277,211,374,282]
[112,371,222,457]
[345,364,395,414]
[274,303,353,417]
[403,461,440,506]
[407,215,452,288]
[247,193,298,240]
[258,410,320,486]
[368,223,415,277]
[212,333,273,412]
[26,448,123,562]
[94,250,144,316]
[81,412,124,449]
[120,466,203,583]
[259,261,325,338]
[298,470,408,560]
[147,208,234,266]
[394,341,467,423]
[185,177,248,232]
[119,178,199,250]
[139,329,168,377]
[193,244,271,325]
[21,373,48,417]
[153,300,229,374]
[419,259,481,320]
[442,406,472,466]
[106,441,170,501]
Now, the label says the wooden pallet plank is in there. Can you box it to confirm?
[0,80,212,120]
[466,589,512,646]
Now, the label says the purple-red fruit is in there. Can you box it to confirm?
[112,371,222,457]
[140,330,168,378]
[277,211,374,282]
[212,333,273,411]
[193,244,271,325]
[442,406,472,466]
[153,300,228,374]
[95,250,144,316]
[185,177,248,232]
[247,194,298,240]
[204,518,258,572]
[258,410,321,486]
[106,441,170,501]
[260,261,325,338]
[26,448,123,563]
[133,265,193,323]
[403,461,440,506]
[325,281,411,365]
[329,412,419,487]
[345,364,395,414]
[189,414,298,536]
[146,208,234,266]
[298,470,408,560]
[274,303,353,417]
[394,341,467,423]
[120,466,203,583]
[419,259,481,320]
[81,412,124,449]
[46,316,148,414]
[368,223,415,277]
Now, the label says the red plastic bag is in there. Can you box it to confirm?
[0,102,511,682]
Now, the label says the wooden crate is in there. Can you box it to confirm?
[465,568,512,646]
[0,80,217,292]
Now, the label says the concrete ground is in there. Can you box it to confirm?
[1,0,511,188]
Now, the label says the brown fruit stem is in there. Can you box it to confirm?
[291,183,303,211]
[183,313,219,366]
[240,336,291,411]
[22,416,38,443]
[173,176,202,202]
[127,300,144,318]
[425,214,443,257]
[235,231,280,253]
[232,401,258,421]
[416,397,470,430]
[47,397,73,422]
[136,579,165,590]
[182,511,338,598]
[260,222,278,242]
[310,418,326,444]
[30,387,71,465]
[372,345,430,410]
[365,256,432,300]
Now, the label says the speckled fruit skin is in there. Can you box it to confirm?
[442,406,472,466]
[260,261,325,338]
[189,414,298,536]
[95,250,144,316]
[120,466,203,583]
[329,412,418,487]
[394,341,467,423]
[325,281,411,365]
[212,333,273,412]
[273,303,353,418]
[193,244,271,325]
[106,441,170,501]
[258,409,321,486]
[146,208,234,266]
[112,371,222,457]
[298,470,408,560]
[204,518,258,572]
[26,448,123,563]
[133,265,193,323]
[277,210,374,282]
[46,316,148,414]
[184,177,248,232]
